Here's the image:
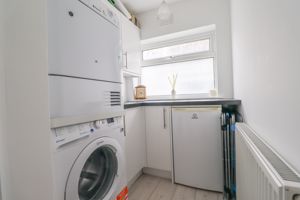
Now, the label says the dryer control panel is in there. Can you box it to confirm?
[79,0,119,27]
[52,116,123,148]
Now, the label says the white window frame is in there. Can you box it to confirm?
[141,27,218,99]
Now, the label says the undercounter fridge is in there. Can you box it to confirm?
[172,106,223,192]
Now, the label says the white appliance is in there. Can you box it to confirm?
[49,76,122,128]
[48,0,122,128]
[48,0,121,82]
[172,106,223,192]
[52,116,127,200]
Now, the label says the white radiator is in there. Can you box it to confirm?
[236,123,300,200]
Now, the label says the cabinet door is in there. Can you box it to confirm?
[145,106,172,171]
[124,107,146,182]
[120,15,141,75]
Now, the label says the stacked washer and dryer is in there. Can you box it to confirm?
[48,0,127,199]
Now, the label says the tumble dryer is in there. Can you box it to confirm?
[48,0,123,128]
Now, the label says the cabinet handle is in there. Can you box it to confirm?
[123,52,128,69]
[163,108,167,129]
[123,115,126,136]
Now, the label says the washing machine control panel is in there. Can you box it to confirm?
[53,116,123,148]
[93,116,122,130]
[53,122,93,148]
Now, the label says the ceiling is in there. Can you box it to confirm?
[120,0,185,14]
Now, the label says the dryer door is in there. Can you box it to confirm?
[48,0,121,83]
[65,137,125,200]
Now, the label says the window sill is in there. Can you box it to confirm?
[144,93,218,101]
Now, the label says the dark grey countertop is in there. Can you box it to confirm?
[124,98,241,109]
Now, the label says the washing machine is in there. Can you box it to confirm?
[52,116,127,200]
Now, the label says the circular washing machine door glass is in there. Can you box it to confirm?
[65,137,125,200]
[78,146,117,200]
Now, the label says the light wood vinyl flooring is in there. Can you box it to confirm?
[128,175,223,200]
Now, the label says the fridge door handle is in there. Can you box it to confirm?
[172,106,222,112]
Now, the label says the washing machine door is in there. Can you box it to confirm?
[65,137,125,200]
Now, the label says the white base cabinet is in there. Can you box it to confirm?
[124,107,146,183]
[124,106,173,183]
[145,106,172,172]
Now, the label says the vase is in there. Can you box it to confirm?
[171,89,176,97]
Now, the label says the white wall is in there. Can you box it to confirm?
[0,0,8,198]
[0,71,7,200]
[231,0,300,173]
[3,0,54,199]
[0,76,5,200]
[137,0,234,97]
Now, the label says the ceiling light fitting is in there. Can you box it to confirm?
[157,0,173,24]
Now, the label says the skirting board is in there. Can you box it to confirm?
[142,167,172,180]
[127,168,172,189]
[127,169,143,189]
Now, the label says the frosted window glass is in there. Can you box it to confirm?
[143,39,210,61]
[142,58,214,96]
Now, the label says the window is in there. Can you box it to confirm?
[143,39,210,61]
[141,28,217,98]
[142,58,214,96]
